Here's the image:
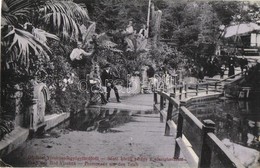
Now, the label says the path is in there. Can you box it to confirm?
[91,94,154,111]
[2,94,189,167]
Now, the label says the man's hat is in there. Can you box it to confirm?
[103,63,111,68]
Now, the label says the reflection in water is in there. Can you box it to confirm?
[69,108,134,133]
[187,98,260,151]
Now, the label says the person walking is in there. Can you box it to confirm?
[228,56,235,78]
[239,55,248,74]
[198,67,205,82]
[101,64,121,103]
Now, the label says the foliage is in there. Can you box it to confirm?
[41,0,90,40]
[79,0,148,33]
[46,80,90,114]
[0,119,15,140]
[41,41,91,114]
[1,0,90,72]
[2,0,260,121]
[1,0,31,26]
[0,107,15,140]
[1,25,57,72]
[1,0,91,121]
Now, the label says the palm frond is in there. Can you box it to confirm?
[40,0,90,40]
[42,0,89,22]
[2,26,52,70]
[43,12,80,40]
[2,0,31,25]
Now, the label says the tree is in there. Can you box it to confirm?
[1,0,90,73]
[1,0,91,128]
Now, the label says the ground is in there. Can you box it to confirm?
[2,94,189,167]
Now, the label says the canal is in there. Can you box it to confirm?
[186,98,260,152]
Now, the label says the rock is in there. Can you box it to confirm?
[222,138,260,168]
[46,145,52,148]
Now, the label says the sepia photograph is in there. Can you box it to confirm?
[0,0,260,167]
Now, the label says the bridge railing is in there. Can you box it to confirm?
[163,71,244,100]
[153,90,244,168]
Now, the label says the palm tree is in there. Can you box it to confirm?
[1,0,90,72]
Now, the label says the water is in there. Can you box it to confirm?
[63,108,135,133]
[2,107,163,167]
[1,108,136,166]
[187,98,260,151]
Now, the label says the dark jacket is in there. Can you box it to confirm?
[147,66,155,78]
[101,70,115,86]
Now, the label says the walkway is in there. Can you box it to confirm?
[91,94,154,111]
[2,94,189,167]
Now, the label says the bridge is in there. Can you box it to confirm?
[85,70,248,168]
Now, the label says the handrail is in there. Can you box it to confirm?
[160,70,247,100]
[153,90,244,168]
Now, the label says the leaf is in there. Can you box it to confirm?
[33,28,59,43]
[82,22,96,44]
[43,12,80,40]
[3,0,31,25]
[3,27,52,70]
[125,37,135,51]
[101,40,117,48]
[136,38,148,52]
[43,0,90,22]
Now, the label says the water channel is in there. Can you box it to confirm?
[187,98,260,152]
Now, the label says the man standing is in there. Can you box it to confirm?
[239,55,248,74]
[228,56,235,78]
[70,41,92,62]
[70,41,93,80]
[139,24,148,39]
[101,64,121,103]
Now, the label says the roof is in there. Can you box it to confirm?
[222,23,260,38]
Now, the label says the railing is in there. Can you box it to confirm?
[153,90,244,168]
[162,71,245,100]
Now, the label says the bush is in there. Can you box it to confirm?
[46,81,90,115]
[0,108,15,140]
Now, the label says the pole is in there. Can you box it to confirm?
[146,0,151,37]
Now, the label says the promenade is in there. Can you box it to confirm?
[2,94,190,167]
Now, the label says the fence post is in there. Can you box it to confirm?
[184,83,187,98]
[160,91,164,123]
[198,119,216,168]
[215,83,217,92]
[196,83,199,96]
[165,93,174,136]
[174,103,183,158]
[179,86,182,100]
[154,91,158,104]
[206,84,209,95]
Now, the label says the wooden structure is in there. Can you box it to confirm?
[153,74,246,167]
[153,89,244,168]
